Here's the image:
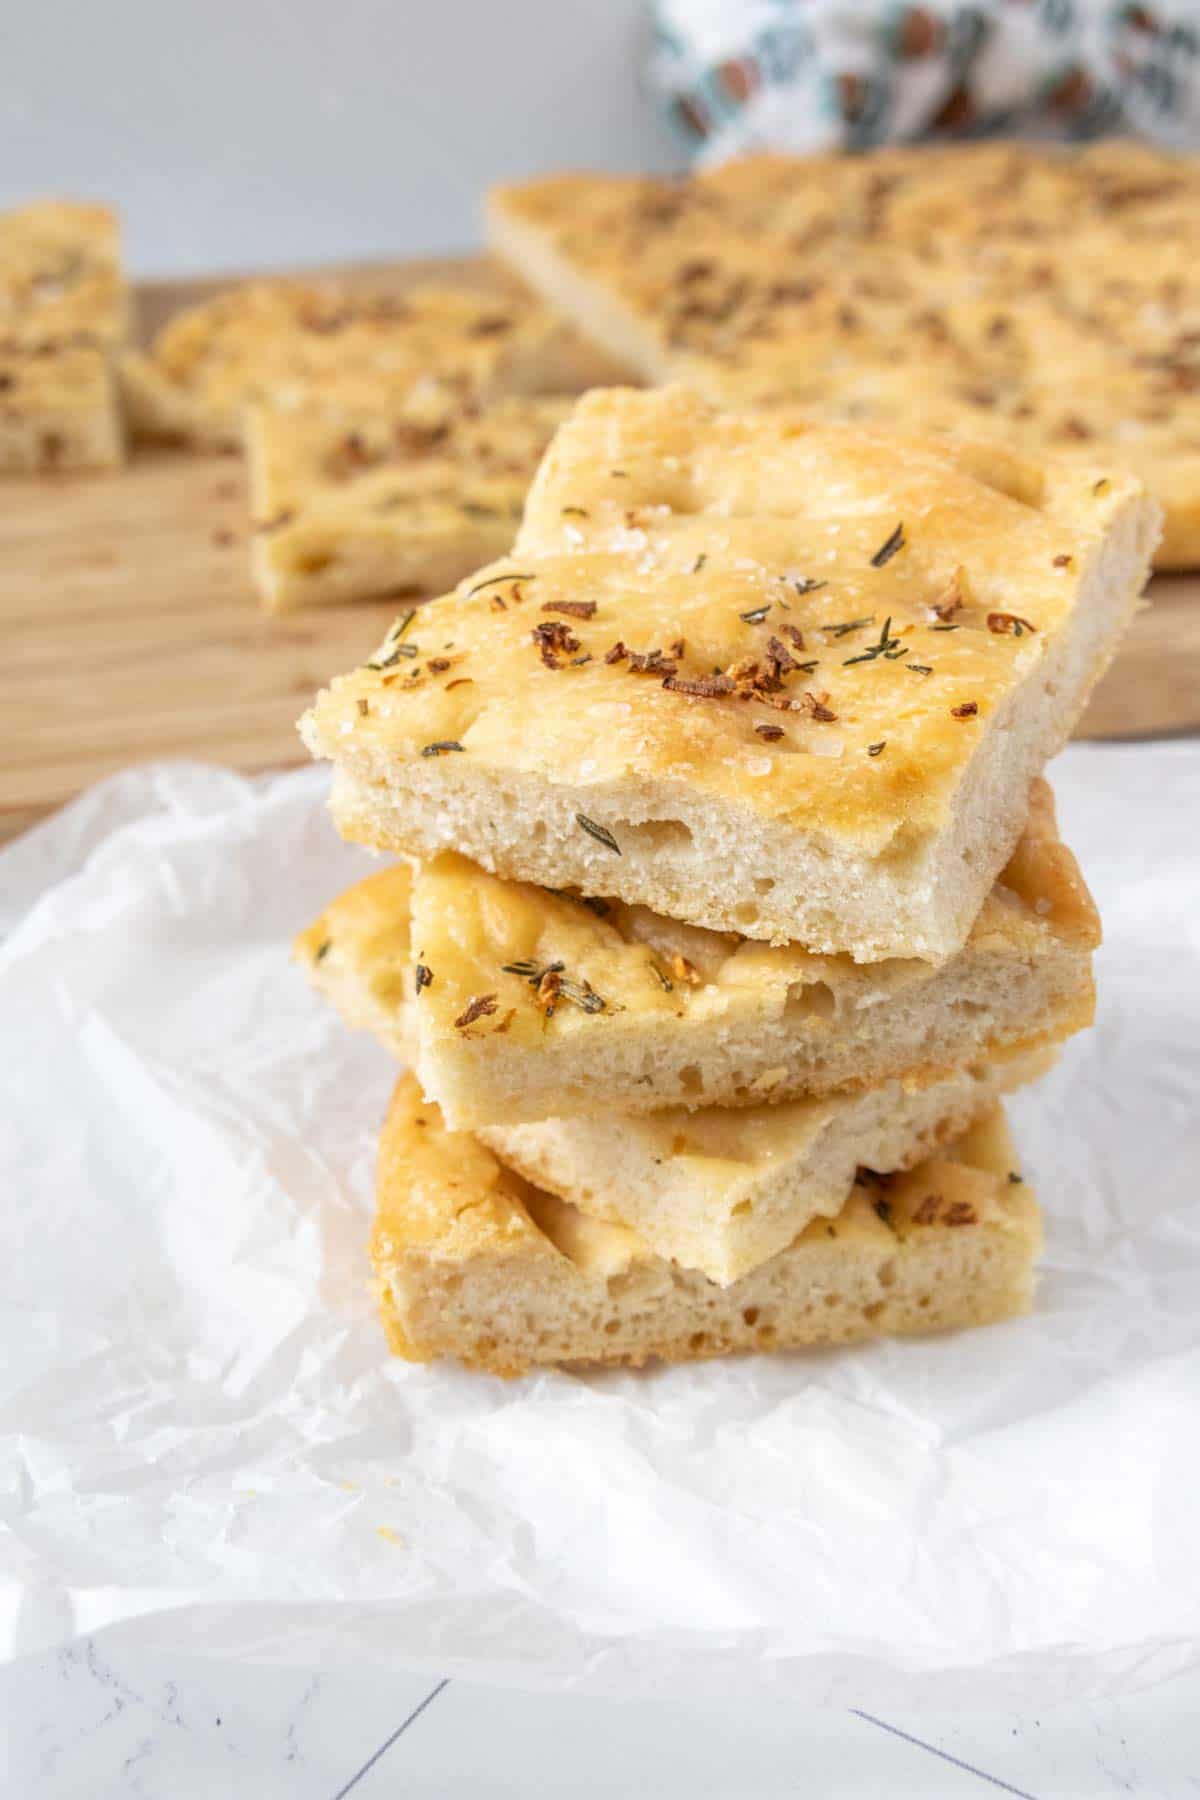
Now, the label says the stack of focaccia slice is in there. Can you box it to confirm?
[0,199,129,471]
[298,384,1159,1374]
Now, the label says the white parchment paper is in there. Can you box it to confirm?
[1,746,1198,1707]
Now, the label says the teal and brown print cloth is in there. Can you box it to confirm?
[649,1,1199,156]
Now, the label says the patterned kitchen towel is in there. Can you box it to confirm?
[649,0,1199,158]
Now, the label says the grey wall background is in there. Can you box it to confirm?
[2,1,680,277]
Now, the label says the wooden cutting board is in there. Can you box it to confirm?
[4,255,1198,846]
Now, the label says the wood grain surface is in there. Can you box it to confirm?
[3,255,1197,845]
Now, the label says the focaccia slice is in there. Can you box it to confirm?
[246,394,570,611]
[122,279,628,452]
[373,1077,1041,1376]
[296,780,1097,1129]
[474,1049,1045,1285]
[300,386,1157,960]
[0,342,123,471]
[0,200,128,471]
[0,200,128,350]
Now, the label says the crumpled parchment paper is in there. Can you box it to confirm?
[1,745,1198,1706]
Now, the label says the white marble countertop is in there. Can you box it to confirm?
[5,1640,1200,1797]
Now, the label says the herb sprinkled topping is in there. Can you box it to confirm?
[931,623,960,631]
[1008,1171,1024,1184]
[366,608,419,669]
[765,634,801,675]
[828,615,875,639]
[356,697,369,716]
[867,740,886,756]
[906,662,933,676]
[755,721,785,741]
[950,701,979,719]
[415,963,433,993]
[842,615,908,666]
[421,740,464,756]
[931,571,968,621]
[627,647,677,675]
[803,693,838,723]
[543,599,597,619]
[987,611,1037,637]
[313,939,332,963]
[791,576,827,595]
[561,506,590,517]
[465,571,535,598]
[691,553,707,573]
[532,619,581,667]
[454,994,498,1029]
[663,672,735,699]
[1092,478,1111,496]
[739,604,771,624]
[501,957,609,1017]
[870,522,906,567]
[1052,553,1073,568]
[576,813,621,855]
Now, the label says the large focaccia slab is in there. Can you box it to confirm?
[301,386,1157,961]
[372,1078,1041,1376]
[296,780,1097,1129]
[488,143,1200,567]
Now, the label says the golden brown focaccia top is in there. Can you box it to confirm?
[302,385,1143,852]
[298,778,1098,1057]
[372,1073,1032,1277]
[248,393,572,537]
[0,200,126,349]
[134,280,579,418]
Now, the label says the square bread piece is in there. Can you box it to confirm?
[488,144,1200,568]
[0,342,123,472]
[373,1077,1042,1376]
[0,199,128,350]
[300,385,1158,960]
[121,279,630,453]
[474,1050,1046,1285]
[296,779,1097,1129]
[246,394,571,611]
